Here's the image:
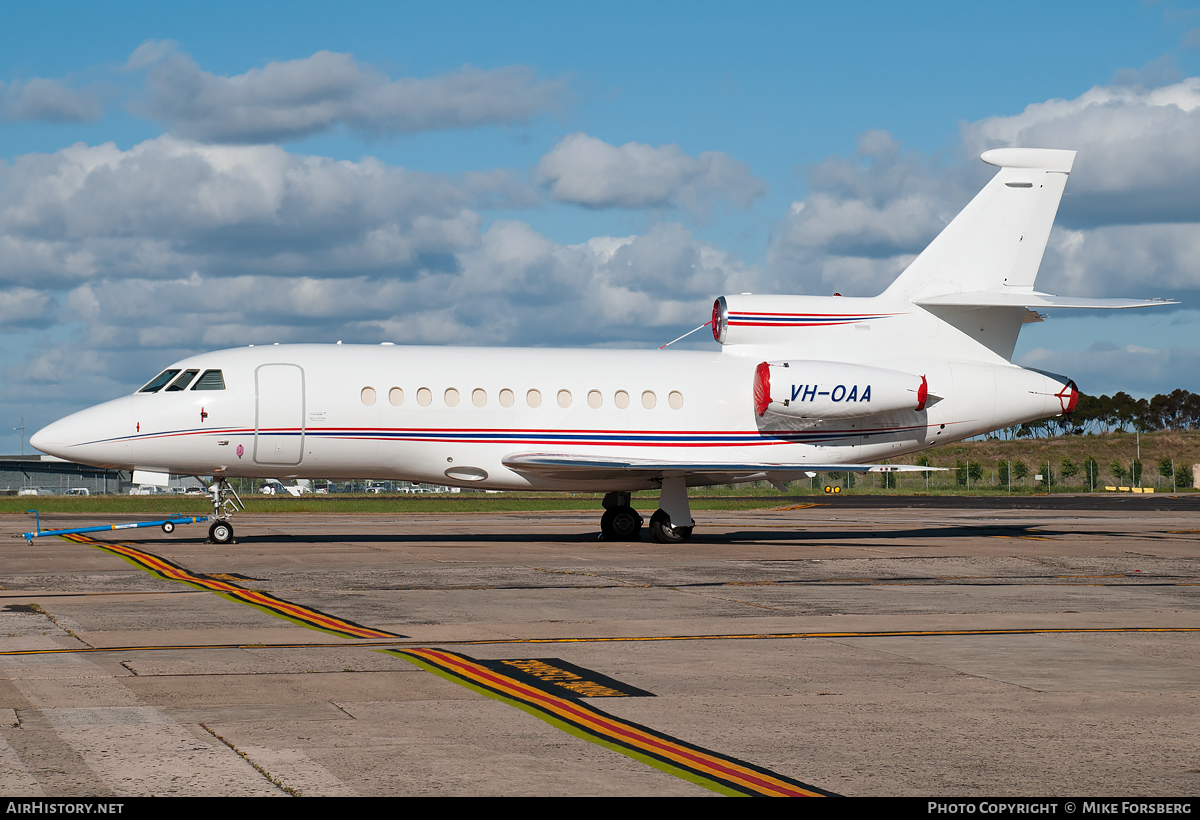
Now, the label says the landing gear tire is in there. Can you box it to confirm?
[600,509,616,539]
[603,506,642,541]
[208,520,234,544]
[649,509,692,544]
[161,521,175,534]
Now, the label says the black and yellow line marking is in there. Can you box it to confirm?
[5,625,1198,657]
[485,657,654,698]
[388,647,835,797]
[59,533,404,640]
[33,532,1195,796]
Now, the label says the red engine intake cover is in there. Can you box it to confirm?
[753,362,771,416]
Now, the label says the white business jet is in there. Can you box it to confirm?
[31,148,1172,544]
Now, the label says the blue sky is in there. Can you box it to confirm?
[3,1,1200,451]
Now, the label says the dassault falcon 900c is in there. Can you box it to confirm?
[31,148,1173,544]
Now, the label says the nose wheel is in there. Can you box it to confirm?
[205,476,243,544]
[208,520,234,544]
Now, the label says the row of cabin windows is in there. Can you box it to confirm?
[360,386,684,410]
[138,369,226,393]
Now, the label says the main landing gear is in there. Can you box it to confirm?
[599,492,643,540]
[599,478,695,544]
[206,476,244,545]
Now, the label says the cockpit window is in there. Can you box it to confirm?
[191,369,225,391]
[165,369,200,391]
[138,369,180,393]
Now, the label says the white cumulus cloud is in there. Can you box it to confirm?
[131,45,569,143]
[537,132,765,215]
[0,77,107,124]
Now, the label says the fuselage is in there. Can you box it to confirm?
[31,340,1073,491]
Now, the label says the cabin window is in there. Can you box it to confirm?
[417,387,432,406]
[614,390,629,409]
[444,388,460,407]
[191,370,226,391]
[166,370,200,391]
[527,389,542,408]
[588,390,602,409]
[642,390,656,409]
[669,391,684,410]
[472,388,487,407]
[361,387,377,406]
[139,369,180,393]
[389,387,404,406]
[499,389,514,407]
[557,389,572,408]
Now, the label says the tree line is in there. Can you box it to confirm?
[1000,389,1200,438]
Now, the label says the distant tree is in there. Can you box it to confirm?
[960,461,979,487]
[997,461,1010,486]
[955,460,981,486]
[1131,458,1143,485]
[1110,461,1128,482]
[1038,462,1055,488]
[1159,457,1175,487]
[1012,461,1028,482]
[1060,458,1079,482]
[1083,456,1099,490]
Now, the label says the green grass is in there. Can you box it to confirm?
[3,430,1195,517]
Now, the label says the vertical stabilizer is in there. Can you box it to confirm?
[884,148,1075,302]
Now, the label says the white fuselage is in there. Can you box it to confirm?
[31,331,1072,491]
[31,147,1166,505]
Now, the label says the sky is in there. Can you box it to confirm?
[3,1,1200,452]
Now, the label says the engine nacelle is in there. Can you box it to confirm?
[753,360,927,420]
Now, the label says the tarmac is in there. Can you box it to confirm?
[0,496,1197,796]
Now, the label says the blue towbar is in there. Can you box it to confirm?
[19,510,210,544]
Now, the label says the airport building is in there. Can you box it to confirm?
[0,454,201,495]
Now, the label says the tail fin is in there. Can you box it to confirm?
[884,148,1075,302]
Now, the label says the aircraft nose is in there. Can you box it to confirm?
[29,419,68,457]
[29,397,134,467]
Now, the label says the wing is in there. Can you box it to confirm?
[502,452,945,483]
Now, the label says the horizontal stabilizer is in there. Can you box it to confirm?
[886,148,1077,302]
[915,292,1177,310]
[503,453,946,482]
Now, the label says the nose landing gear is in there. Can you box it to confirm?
[206,477,244,544]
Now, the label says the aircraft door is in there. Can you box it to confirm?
[255,364,305,465]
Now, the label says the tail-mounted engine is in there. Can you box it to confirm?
[753,360,928,421]
[712,294,901,346]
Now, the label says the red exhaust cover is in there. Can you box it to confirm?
[915,375,928,411]
[1057,379,1079,414]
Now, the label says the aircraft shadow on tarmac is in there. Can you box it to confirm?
[151,522,1096,546]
